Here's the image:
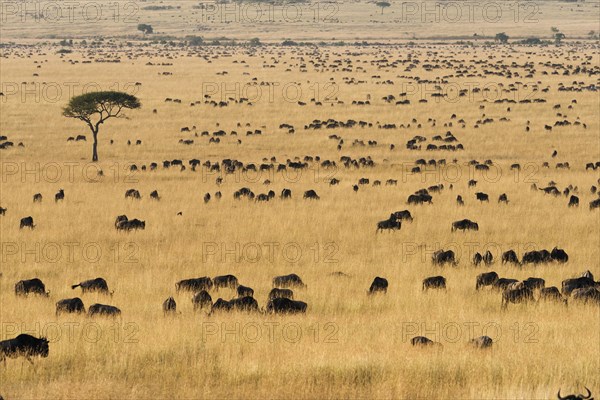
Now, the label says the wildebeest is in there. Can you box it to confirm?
[237,285,254,298]
[273,274,305,288]
[303,190,320,200]
[502,250,520,265]
[451,219,478,232]
[33,193,42,202]
[376,214,401,232]
[266,297,307,314]
[368,276,388,294]
[432,250,456,266]
[557,387,593,400]
[561,276,597,296]
[114,215,128,228]
[493,278,519,291]
[407,193,433,205]
[502,285,534,308]
[163,297,176,315]
[590,198,600,210]
[551,247,569,263]
[498,193,508,204]
[422,276,446,291]
[229,296,260,312]
[572,287,600,304]
[56,298,85,315]
[192,290,213,311]
[55,189,64,202]
[456,195,464,206]
[392,210,413,222]
[115,216,145,231]
[268,288,294,301]
[411,336,443,349]
[88,304,121,317]
[523,277,545,290]
[0,334,49,364]
[281,188,292,199]
[470,336,493,349]
[20,216,35,229]
[213,275,239,289]
[72,277,111,295]
[475,192,489,202]
[210,298,233,313]
[125,189,141,199]
[473,252,483,266]
[538,287,564,303]
[568,195,579,207]
[176,277,213,293]
[15,278,49,296]
[0,206,6,215]
[482,250,493,265]
[476,272,499,290]
[150,190,160,200]
[522,250,552,264]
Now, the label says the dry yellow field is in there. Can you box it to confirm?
[0,9,599,400]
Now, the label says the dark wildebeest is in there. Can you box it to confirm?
[72,278,111,295]
[571,287,600,304]
[590,198,600,210]
[502,250,520,265]
[432,250,456,266]
[88,304,121,317]
[492,278,519,291]
[266,297,307,314]
[281,188,292,199]
[210,298,233,313]
[369,277,388,294]
[561,276,597,296]
[273,274,305,288]
[176,277,213,293]
[15,278,49,296]
[502,284,534,309]
[192,290,212,311]
[568,195,579,207]
[469,336,493,349]
[456,195,464,206]
[33,193,42,203]
[410,336,443,349]
[56,298,85,316]
[451,219,478,232]
[237,285,254,298]
[523,277,545,290]
[498,193,508,204]
[204,193,211,203]
[522,250,552,264]
[125,189,141,200]
[392,210,413,222]
[483,251,493,265]
[407,193,433,205]
[539,287,564,303]
[150,190,160,200]
[229,296,260,312]
[551,247,569,263]
[0,334,49,364]
[422,276,446,291]
[303,190,320,200]
[116,217,145,231]
[473,252,483,266]
[0,206,6,215]
[20,216,35,229]
[163,297,176,315]
[55,189,64,202]
[268,288,294,301]
[475,192,489,202]
[213,275,239,289]
[476,272,499,290]
[376,214,401,233]
[557,387,593,400]
[114,215,128,228]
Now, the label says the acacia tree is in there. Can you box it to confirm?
[495,32,509,44]
[376,1,390,14]
[63,91,141,162]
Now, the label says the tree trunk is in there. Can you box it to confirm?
[92,131,98,162]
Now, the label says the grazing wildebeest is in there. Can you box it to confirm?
[210,298,233,313]
[56,298,85,315]
[237,285,254,298]
[407,193,433,205]
[376,214,401,232]
[456,195,464,206]
[368,277,388,294]
[483,251,493,265]
[476,272,499,290]
[303,190,320,200]
[55,189,64,202]
[590,199,600,210]
[213,274,238,289]
[493,278,519,291]
[539,287,564,302]
[15,278,49,296]
[20,216,35,229]
[470,336,493,349]
[150,190,160,200]
[88,304,121,317]
[280,188,292,199]
[522,250,552,264]
[523,277,545,290]
[176,277,213,293]
[114,215,128,228]
[502,250,520,265]
[116,217,145,231]
[561,276,597,296]
[33,193,42,202]
[473,252,483,266]
[163,297,176,315]
[498,193,508,204]
[568,195,579,207]
[432,250,456,266]
[0,334,49,364]
[475,192,489,202]
[192,290,212,311]
[266,297,307,314]
[411,336,443,349]
[572,287,600,304]
[273,274,305,288]
[557,387,593,400]
[392,210,413,222]
[551,247,569,263]
[268,288,294,301]
[72,277,111,295]
[502,285,534,308]
[451,219,478,232]
[125,189,141,199]
[204,193,211,203]
[422,276,446,291]
[229,296,260,312]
